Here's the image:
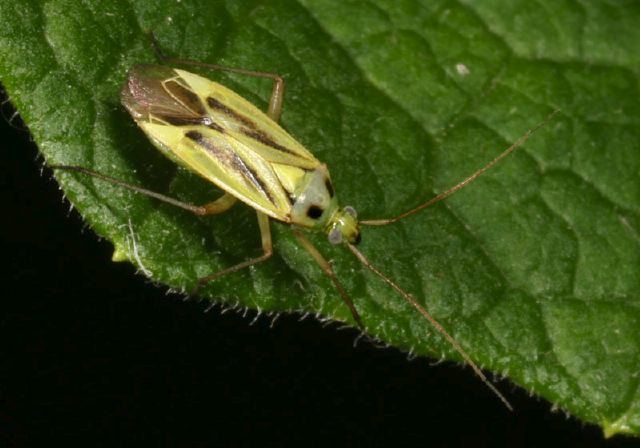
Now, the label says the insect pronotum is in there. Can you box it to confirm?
[50,41,558,411]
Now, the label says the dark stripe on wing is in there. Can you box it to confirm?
[164,79,207,116]
[207,96,255,128]
[161,115,225,133]
[207,96,299,157]
[184,130,276,205]
[240,129,299,156]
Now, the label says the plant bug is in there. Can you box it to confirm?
[49,39,558,411]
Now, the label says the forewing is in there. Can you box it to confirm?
[177,69,319,169]
[122,65,322,221]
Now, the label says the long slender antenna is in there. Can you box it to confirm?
[361,109,559,226]
[346,243,513,411]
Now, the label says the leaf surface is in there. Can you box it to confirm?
[1,0,639,435]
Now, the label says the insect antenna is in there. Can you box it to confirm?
[346,243,514,411]
[360,109,559,226]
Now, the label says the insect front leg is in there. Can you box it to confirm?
[195,211,273,290]
[291,229,364,330]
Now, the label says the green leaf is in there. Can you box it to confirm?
[2,0,639,436]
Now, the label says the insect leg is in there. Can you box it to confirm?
[291,229,364,331]
[200,193,238,215]
[360,110,559,226]
[149,34,285,121]
[49,165,237,216]
[195,211,273,289]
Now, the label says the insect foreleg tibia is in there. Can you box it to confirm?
[360,109,559,226]
[292,229,364,330]
[49,165,237,216]
[346,243,513,411]
[195,211,273,290]
[148,33,285,121]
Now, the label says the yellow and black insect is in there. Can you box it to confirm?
[51,44,557,410]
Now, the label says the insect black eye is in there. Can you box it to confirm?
[307,205,323,219]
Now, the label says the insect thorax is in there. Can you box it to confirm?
[290,165,360,244]
[290,164,339,229]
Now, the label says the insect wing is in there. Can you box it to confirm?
[121,64,320,222]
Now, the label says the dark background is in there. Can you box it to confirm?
[1,93,637,447]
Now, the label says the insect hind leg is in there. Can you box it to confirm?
[49,164,236,216]
[148,33,285,121]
